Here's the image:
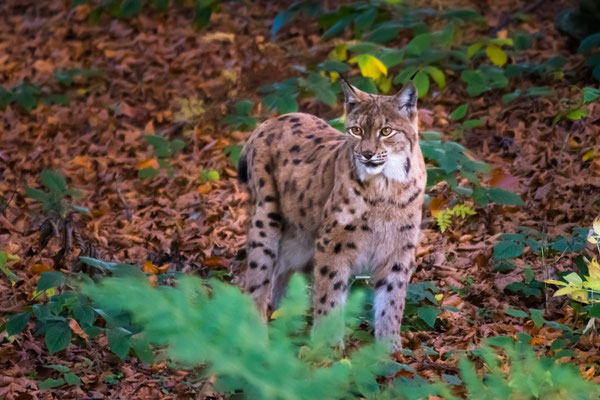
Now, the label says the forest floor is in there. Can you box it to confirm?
[2,0,600,398]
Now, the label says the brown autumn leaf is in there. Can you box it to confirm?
[138,158,159,170]
[203,256,230,268]
[31,263,53,275]
[429,196,446,218]
[489,168,520,191]
[69,318,89,341]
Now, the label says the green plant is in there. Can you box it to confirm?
[139,134,185,178]
[223,99,257,131]
[420,130,523,207]
[0,82,68,111]
[0,251,20,285]
[200,169,220,182]
[79,271,600,399]
[435,203,476,233]
[54,68,104,87]
[553,87,600,124]
[225,144,243,167]
[3,263,156,361]
[72,0,220,29]
[494,226,589,272]
[0,69,103,112]
[38,365,81,389]
[556,0,600,80]
[504,265,544,298]
[26,169,89,217]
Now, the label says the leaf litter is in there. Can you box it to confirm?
[1,0,600,398]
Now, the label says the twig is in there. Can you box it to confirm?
[488,0,548,36]
[0,304,25,313]
[115,174,132,222]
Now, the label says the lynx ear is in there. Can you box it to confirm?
[341,79,369,114]
[394,81,417,119]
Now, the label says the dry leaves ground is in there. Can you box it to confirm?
[1,0,600,398]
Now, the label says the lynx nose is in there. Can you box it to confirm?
[362,150,374,160]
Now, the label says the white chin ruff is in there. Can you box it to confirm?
[365,164,385,175]
[355,155,410,183]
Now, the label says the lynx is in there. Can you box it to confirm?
[237,80,426,350]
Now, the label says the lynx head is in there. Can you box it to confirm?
[342,80,418,182]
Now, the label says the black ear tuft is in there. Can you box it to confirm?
[340,77,370,114]
[395,81,417,118]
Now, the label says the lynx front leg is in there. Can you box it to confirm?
[311,240,352,328]
[373,253,415,351]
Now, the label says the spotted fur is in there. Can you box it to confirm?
[239,81,426,351]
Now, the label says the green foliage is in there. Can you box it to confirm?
[84,274,401,399]
[450,103,468,120]
[556,0,600,80]
[504,265,543,298]
[54,68,103,87]
[554,87,600,123]
[0,82,67,111]
[26,169,89,217]
[258,78,300,114]
[461,65,508,96]
[0,69,103,112]
[493,227,589,272]
[223,99,257,131]
[72,0,220,29]
[0,251,20,285]
[39,364,81,389]
[139,134,185,179]
[225,144,243,167]
[420,131,523,207]
[78,272,600,399]
[435,203,476,233]
[200,169,220,182]
[460,338,600,399]
[2,262,156,359]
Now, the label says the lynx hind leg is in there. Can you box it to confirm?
[243,171,282,318]
[373,255,414,351]
[271,232,314,309]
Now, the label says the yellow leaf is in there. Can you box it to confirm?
[330,72,340,82]
[6,253,20,262]
[349,54,387,80]
[340,358,351,366]
[567,138,581,148]
[554,286,574,297]
[486,44,507,66]
[330,44,347,61]
[594,219,600,236]
[271,309,283,319]
[435,294,444,302]
[572,289,589,303]
[583,150,595,162]
[544,280,567,286]
[377,75,392,93]
[467,42,482,58]
[588,257,600,281]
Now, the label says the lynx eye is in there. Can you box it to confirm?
[380,127,393,136]
[349,126,363,136]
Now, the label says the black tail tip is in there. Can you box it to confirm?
[237,153,249,184]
